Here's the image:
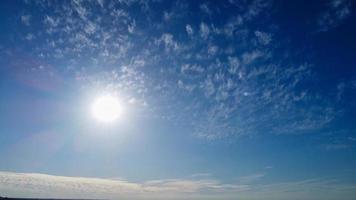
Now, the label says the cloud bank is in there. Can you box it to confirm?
[1,171,356,200]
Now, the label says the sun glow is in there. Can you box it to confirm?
[91,95,122,123]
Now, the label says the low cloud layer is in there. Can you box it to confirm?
[0,171,245,199]
[1,171,356,200]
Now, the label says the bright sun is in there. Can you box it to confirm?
[91,95,122,123]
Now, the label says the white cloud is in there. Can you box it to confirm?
[222,16,244,37]
[0,171,139,199]
[186,24,194,36]
[155,33,179,52]
[200,3,212,15]
[21,15,31,26]
[251,179,356,200]
[228,56,240,74]
[0,171,249,199]
[208,45,219,56]
[3,171,353,200]
[97,0,104,8]
[0,172,332,200]
[128,20,136,33]
[202,75,215,97]
[244,0,271,20]
[16,0,345,141]
[239,173,265,183]
[44,15,59,27]
[25,33,35,41]
[255,31,272,45]
[317,0,352,32]
[324,143,350,150]
[242,50,264,64]
[200,22,210,40]
[163,11,173,21]
[181,64,204,74]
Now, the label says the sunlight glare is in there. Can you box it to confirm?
[91,95,122,123]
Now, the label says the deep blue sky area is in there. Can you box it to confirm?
[0,0,356,199]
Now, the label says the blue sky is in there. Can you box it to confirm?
[0,0,356,199]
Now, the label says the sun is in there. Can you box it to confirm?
[91,95,122,123]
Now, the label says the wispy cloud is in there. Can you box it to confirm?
[21,15,31,26]
[185,24,194,36]
[199,22,210,40]
[254,31,272,45]
[13,0,348,141]
[239,173,266,184]
[317,0,352,32]
[155,33,180,53]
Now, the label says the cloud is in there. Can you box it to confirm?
[208,45,219,56]
[155,33,179,52]
[0,171,247,199]
[239,173,266,184]
[181,64,204,74]
[218,16,244,37]
[199,22,210,40]
[317,0,352,32]
[186,24,194,36]
[254,31,272,45]
[251,179,356,200]
[324,144,350,150]
[200,3,212,15]
[0,171,140,199]
[227,56,240,74]
[242,50,264,64]
[228,0,271,21]
[1,171,356,200]
[14,0,347,141]
[25,33,35,41]
[21,15,31,26]
[44,15,59,28]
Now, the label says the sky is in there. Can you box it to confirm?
[0,0,356,199]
